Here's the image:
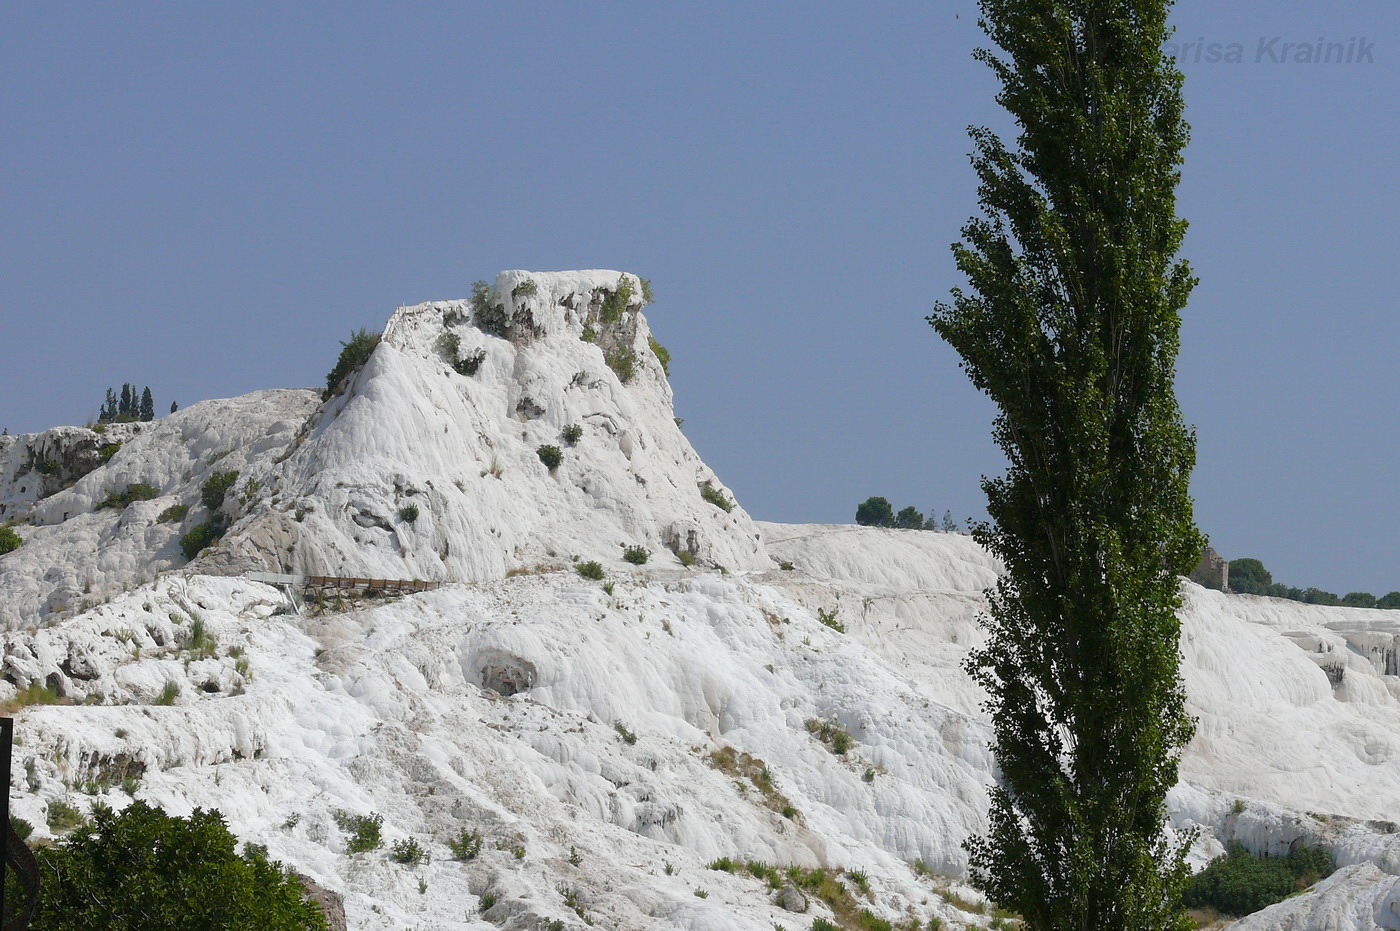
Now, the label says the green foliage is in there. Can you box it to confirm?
[46,800,84,833]
[677,549,697,568]
[0,525,21,556]
[157,503,189,523]
[334,810,384,854]
[513,278,538,297]
[581,325,597,343]
[536,444,563,470]
[95,483,160,511]
[390,838,427,865]
[708,857,741,873]
[1181,844,1334,917]
[817,608,845,633]
[3,682,61,713]
[34,457,63,476]
[926,2,1201,926]
[454,348,486,376]
[601,275,636,323]
[576,561,604,580]
[1228,558,1272,595]
[180,615,218,658]
[471,280,509,336]
[27,800,328,930]
[10,815,34,841]
[436,330,461,361]
[855,496,894,527]
[1380,591,1400,609]
[154,682,180,706]
[201,470,240,510]
[622,545,650,565]
[1342,591,1377,608]
[561,423,583,446]
[398,504,419,523]
[640,278,655,304]
[700,480,734,512]
[605,345,638,383]
[97,441,123,463]
[614,721,638,745]
[180,519,225,560]
[322,327,381,400]
[893,506,926,530]
[812,920,841,931]
[448,828,483,861]
[648,335,671,375]
[805,718,854,755]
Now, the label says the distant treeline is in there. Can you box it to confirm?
[98,383,155,423]
[854,496,960,532]
[1229,558,1399,609]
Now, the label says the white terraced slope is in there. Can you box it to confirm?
[2,270,1398,930]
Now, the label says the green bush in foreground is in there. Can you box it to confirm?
[1182,843,1334,917]
[576,561,604,581]
[537,445,563,470]
[27,800,328,930]
[0,525,21,555]
[95,483,160,511]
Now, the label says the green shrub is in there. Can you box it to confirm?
[605,345,637,383]
[700,481,733,512]
[648,335,671,376]
[812,920,841,931]
[677,549,697,568]
[614,721,637,745]
[454,348,486,376]
[96,483,160,511]
[472,280,508,336]
[817,608,845,633]
[448,829,483,861]
[1342,591,1377,608]
[435,331,461,361]
[28,800,328,929]
[10,815,34,841]
[201,470,240,510]
[561,423,583,446]
[398,504,419,524]
[576,561,604,581]
[537,445,563,470]
[180,616,218,658]
[322,327,381,400]
[154,682,179,706]
[390,838,427,865]
[513,278,538,297]
[708,857,741,872]
[1182,843,1335,917]
[46,800,85,833]
[157,503,189,523]
[600,275,636,324]
[640,278,654,304]
[0,526,22,556]
[34,458,63,476]
[581,325,597,343]
[180,519,225,560]
[1380,591,1400,609]
[334,810,383,854]
[622,545,650,565]
[805,718,855,755]
[97,442,123,463]
[855,496,894,527]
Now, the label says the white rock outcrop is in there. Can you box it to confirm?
[2,272,1397,929]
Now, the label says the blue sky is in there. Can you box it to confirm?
[3,1,1396,596]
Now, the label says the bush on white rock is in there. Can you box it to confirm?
[1,271,1398,929]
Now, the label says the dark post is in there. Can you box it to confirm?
[1,715,10,924]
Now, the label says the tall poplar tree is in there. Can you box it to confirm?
[928,2,1202,928]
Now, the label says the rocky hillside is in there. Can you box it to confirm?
[3,271,1398,930]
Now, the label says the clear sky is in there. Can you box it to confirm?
[3,1,1396,597]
